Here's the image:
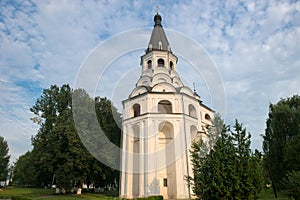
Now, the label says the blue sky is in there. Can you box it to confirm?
[0,0,299,162]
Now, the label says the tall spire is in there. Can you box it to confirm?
[147,11,171,53]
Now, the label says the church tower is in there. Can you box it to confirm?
[120,12,213,199]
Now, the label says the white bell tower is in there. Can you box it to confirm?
[120,12,213,199]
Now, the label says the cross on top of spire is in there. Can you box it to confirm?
[153,4,162,27]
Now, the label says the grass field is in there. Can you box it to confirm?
[0,187,289,200]
[258,189,288,200]
[0,188,116,200]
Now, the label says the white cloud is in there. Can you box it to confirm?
[0,0,299,160]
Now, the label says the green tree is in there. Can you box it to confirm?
[14,84,121,190]
[72,89,121,188]
[13,151,37,186]
[284,134,300,172]
[0,136,10,183]
[188,114,225,198]
[190,119,263,199]
[263,95,300,193]
[231,120,263,199]
[192,125,237,199]
[249,150,264,198]
[95,96,121,147]
[282,170,300,199]
[30,84,74,187]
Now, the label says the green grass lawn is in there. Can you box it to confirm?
[0,187,52,198]
[0,187,289,200]
[257,189,288,200]
[0,188,115,200]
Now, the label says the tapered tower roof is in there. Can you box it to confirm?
[146,13,171,53]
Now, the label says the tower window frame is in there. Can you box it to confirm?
[147,60,152,69]
[205,113,211,121]
[158,100,172,114]
[132,103,141,117]
[170,61,174,70]
[157,58,165,67]
[188,104,197,118]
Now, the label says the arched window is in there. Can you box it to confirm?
[205,114,211,121]
[158,121,174,146]
[147,60,152,69]
[170,61,174,70]
[157,121,175,188]
[157,58,165,67]
[158,100,172,114]
[188,104,197,118]
[132,104,141,117]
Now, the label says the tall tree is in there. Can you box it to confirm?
[14,85,121,190]
[13,151,37,186]
[190,119,263,199]
[188,113,225,198]
[72,89,121,188]
[263,95,300,192]
[30,84,73,187]
[231,120,263,199]
[0,136,10,182]
[95,96,121,147]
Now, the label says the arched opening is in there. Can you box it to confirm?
[147,60,152,69]
[158,58,165,67]
[188,104,197,118]
[157,121,177,198]
[158,121,174,146]
[170,61,174,70]
[158,100,172,114]
[205,113,211,121]
[132,104,141,117]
